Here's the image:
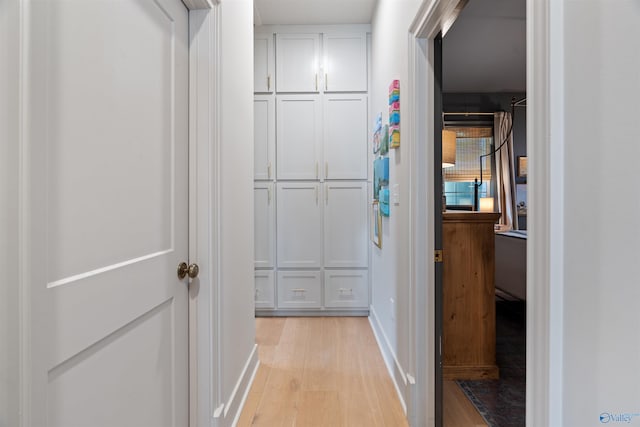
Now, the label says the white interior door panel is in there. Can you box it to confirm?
[25,0,189,425]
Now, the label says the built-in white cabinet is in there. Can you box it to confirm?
[276,33,320,93]
[255,270,275,309]
[276,182,323,268]
[323,94,368,180]
[254,34,274,93]
[324,270,369,308]
[255,26,370,315]
[254,95,275,180]
[254,182,275,268]
[277,271,322,309]
[323,33,367,92]
[324,182,368,268]
[276,95,322,180]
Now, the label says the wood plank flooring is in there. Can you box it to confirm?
[237,317,408,427]
[443,381,488,427]
[238,317,487,427]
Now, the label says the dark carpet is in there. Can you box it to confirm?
[457,300,526,427]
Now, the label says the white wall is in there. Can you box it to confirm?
[0,0,20,426]
[370,0,423,407]
[218,0,257,421]
[558,1,640,425]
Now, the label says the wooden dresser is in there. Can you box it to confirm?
[442,211,500,380]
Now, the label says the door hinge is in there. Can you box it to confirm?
[434,249,443,263]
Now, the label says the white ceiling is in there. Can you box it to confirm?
[254,0,377,26]
[443,0,526,92]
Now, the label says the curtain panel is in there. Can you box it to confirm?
[494,112,518,230]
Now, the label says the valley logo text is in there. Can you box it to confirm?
[600,412,640,424]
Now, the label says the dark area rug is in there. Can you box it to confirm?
[457,300,526,427]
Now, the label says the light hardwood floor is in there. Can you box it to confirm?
[443,381,488,427]
[237,317,408,427]
[237,317,487,427]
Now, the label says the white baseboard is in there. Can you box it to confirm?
[217,344,259,427]
[369,306,408,414]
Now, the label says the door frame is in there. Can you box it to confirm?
[406,0,563,425]
[188,3,223,427]
[7,1,223,426]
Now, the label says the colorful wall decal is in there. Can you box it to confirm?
[373,112,383,154]
[379,187,390,217]
[389,80,400,149]
[373,157,389,200]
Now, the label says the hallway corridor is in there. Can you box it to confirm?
[237,317,408,426]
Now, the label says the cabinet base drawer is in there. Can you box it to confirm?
[277,271,321,309]
[255,270,275,309]
[324,270,368,308]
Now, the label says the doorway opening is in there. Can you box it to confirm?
[436,1,528,425]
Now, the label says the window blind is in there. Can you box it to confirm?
[443,127,493,183]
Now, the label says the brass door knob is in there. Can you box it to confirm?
[177,262,188,279]
[187,263,199,279]
[177,262,199,280]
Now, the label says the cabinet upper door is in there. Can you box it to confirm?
[277,182,323,268]
[254,95,275,180]
[323,33,368,92]
[254,182,275,268]
[254,34,274,93]
[276,95,322,180]
[324,182,368,268]
[323,94,368,180]
[276,33,320,93]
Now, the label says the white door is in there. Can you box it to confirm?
[254,33,274,93]
[254,95,276,180]
[276,182,323,268]
[254,182,275,268]
[323,94,368,180]
[323,33,368,92]
[276,95,322,180]
[275,33,320,93]
[25,0,189,425]
[324,182,368,267]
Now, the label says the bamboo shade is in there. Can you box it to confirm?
[443,127,493,182]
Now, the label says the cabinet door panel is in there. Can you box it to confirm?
[277,182,322,268]
[324,270,368,308]
[254,34,274,93]
[254,95,275,180]
[323,33,367,92]
[254,183,275,268]
[323,94,367,180]
[255,270,275,309]
[277,271,322,309]
[276,33,320,93]
[324,182,368,267]
[276,95,321,180]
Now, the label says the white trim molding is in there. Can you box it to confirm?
[407,0,560,425]
[369,306,408,415]
[407,2,464,425]
[406,32,434,427]
[183,0,215,10]
[224,345,259,427]
[527,0,564,425]
[189,5,222,427]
